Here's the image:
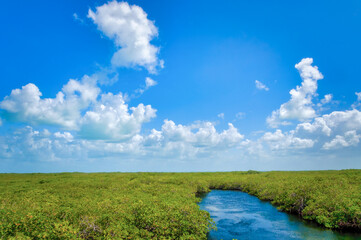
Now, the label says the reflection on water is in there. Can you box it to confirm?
[199,190,361,240]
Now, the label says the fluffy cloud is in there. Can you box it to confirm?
[160,120,243,148]
[289,109,361,151]
[320,94,332,105]
[262,129,314,150]
[259,109,361,152]
[1,126,81,161]
[322,130,361,150]
[88,1,163,73]
[317,94,333,110]
[260,109,361,152]
[1,107,360,166]
[296,109,361,136]
[134,77,158,95]
[0,77,157,141]
[0,76,100,129]
[296,117,331,136]
[145,77,157,88]
[255,80,269,91]
[267,58,324,127]
[54,132,74,142]
[80,92,156,140]
[0,120,245,161]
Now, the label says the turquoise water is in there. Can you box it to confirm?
[199,190,361,240]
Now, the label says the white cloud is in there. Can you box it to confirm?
[160,120,244,149]
[217,113,224,119]
[323,130,361,150]
[134,77,158,95]
[296,117,332,136]
[0,76,157,141]
[0,120,244,162]
[267,58,323,127]
[356,92,361,102]
[296,109,361,136]
[73,13,84,24]
[131,120,243,158]
[145,77,157,88]
[1,126,81,161]
[54,132,74,142]
[262,129,314,150]
[92,68,119,86]
[1,107,361,168]
[266,112,291,128]
[352,92,361,109]
[88,1,162,73]
[80,92,156,140]
[255,80,269,91]
[320,94,332,105]
[0,76,100,129]
[291,109,361,152]
[317,94,333,110]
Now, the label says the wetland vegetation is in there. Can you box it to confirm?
[0,170,360,239]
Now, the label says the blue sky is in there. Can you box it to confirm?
[1,0,361,172]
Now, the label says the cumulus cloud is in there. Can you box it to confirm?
[54,132,74,142]
[88,120,244,158]
[267,58,323,127]
[0,120,245,161]
[160,120,243,148]
[266,112,291,128]
[257,109,361,153]
[296,109,361,137]
[0,76,100,129]
[0,76,158,141]
[320,94,332,105]
[258,107,361,152]
[317,94,333,111]
[152,121,245,159]
[296,117,332,137]
[323,130,361,150]
[255,80,269,91]
[288,109,361,151]
[0,126,81,161]
[88,1,163,73]
[2,106,361,165]
[262,129,314,150]
[80,92,156,141]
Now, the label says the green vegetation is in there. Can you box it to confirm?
[0,170,360,239]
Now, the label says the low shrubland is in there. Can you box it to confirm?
[0,170,360,239]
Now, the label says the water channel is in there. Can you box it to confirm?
[199,190,361,240]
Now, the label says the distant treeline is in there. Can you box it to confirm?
[0,170,360,239]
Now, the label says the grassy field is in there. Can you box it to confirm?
[0,170,360,239]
